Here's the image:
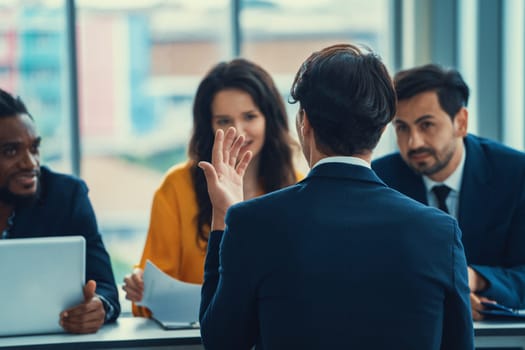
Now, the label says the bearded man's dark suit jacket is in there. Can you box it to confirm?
[200,161,473,350]
[373,134,525,309]
[7,166,120,322]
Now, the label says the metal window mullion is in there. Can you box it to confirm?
[231,0,241,58]
[476,0,503,141]
[65,0,81,176]
[503,0,525,150]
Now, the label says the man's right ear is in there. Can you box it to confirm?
[301,110,312,135]
[454,107,468,137]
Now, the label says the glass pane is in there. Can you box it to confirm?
[77,1,231,291]
[0,0,70,172]
[240,0,396,159]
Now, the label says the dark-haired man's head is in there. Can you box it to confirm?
[289,44,396,165]
[392,64,469,182]
[0,88,41,207]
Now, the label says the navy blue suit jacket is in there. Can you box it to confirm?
[200,162,473,350]
[8,166,120,322]
[373,134,525,308]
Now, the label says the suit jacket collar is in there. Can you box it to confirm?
[304,162,387,188]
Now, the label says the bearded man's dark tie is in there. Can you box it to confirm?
[432,185,451,214]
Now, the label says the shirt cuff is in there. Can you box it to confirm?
[98,294,116,323]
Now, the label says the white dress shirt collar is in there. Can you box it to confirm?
[312,156,371,169]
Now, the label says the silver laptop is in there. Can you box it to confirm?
[0,236,85,337]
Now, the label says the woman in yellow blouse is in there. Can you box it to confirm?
[123,59,302,317]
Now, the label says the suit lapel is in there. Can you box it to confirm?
[457,135,491,230]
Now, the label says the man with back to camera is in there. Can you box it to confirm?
[197,44,473,349]
[0,88,120,333]
[372,64,525,320]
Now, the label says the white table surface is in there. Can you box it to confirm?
[0,317,202,349]
[2,317,525,349]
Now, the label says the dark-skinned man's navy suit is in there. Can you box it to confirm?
[373,134,525,309]
[7,166,120,322]
[200,161,474,350]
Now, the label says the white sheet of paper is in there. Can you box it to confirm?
[137,260,201,327]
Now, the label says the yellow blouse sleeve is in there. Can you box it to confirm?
[132,172,184,317]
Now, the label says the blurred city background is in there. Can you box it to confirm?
[0,0,393,283]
